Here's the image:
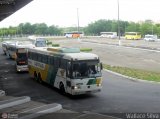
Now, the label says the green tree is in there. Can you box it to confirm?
[140,22,153,35]
[34,23,48,35]
[47,25,62,35]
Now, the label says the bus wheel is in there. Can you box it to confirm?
[59,83,65,94]
[34,71,38,81]
[38,73,42,84]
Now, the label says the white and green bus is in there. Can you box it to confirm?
[28,47,103,95]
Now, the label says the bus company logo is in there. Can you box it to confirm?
[34,61,45,70]
[1,113,8,119]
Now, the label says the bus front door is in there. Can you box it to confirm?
[66,62,72,94]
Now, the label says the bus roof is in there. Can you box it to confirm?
[63,52,99,61]
[125,32,140,33]
[6,40,34,49]
[28,36,46,40]
[28,47,99,61]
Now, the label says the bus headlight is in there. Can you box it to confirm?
[71,85,81,90]
[72,86,78,89]
[97,84,102,87]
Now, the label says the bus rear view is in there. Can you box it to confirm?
[16,48,28,72]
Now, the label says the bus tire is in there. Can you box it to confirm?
[38,73,42,84]
[59,82,65,94]
[34,71,38,81]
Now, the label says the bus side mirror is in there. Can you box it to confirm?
[100,63,103,70]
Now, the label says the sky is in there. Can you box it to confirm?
[0,0,160,28]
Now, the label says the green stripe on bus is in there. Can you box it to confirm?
[47,66,58,85]
[87,79,96,85]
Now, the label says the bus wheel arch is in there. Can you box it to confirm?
[34,71,38,81]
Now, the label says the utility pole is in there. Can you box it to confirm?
[77,8,80,41]
[117,0,121,45]
[77,8,80,33]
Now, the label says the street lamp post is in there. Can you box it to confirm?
[117,0,121,45]
[77,8,80,41]
[152,24,153,35]
[77,8,80,33]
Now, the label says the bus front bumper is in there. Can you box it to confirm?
[71,86,102,95]
[17,66,28,72]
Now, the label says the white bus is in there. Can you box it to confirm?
[64,32,84,38]
[15,44,34,72]
[6,41,17,59]
[28,36,47,47]
[6,40,34,59]
[2,41,13,55]
[28,47,103,95]
[100,32,117,39]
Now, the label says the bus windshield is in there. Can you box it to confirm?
[17,53,27,59]
[16,53,28,65]
[35,39,46,47]
[69,60,102,79]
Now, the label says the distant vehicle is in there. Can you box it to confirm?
[144,34,157,42]
[6,40,34,59]
[28,47,103,95]
[28,36,47,47]
[2,41,13,55]
[100,32,117,39]
[6,41,17,59]
[64,32,84,38]
[125,32,141,40]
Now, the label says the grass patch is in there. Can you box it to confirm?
[52,44,60,47]
[80,48,92,52]
[47,41,52,46]
[104,64,160,82]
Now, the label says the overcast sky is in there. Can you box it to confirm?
[0,0,160,28]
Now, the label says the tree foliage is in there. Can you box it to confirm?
[0,23,63,36]
[1,20,160,37]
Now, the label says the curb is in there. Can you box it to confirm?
[19,103,62,119]
[0,96,31,109]
[104,69,160,84]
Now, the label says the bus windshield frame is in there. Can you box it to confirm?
[67,60,102,79]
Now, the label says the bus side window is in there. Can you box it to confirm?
[54,57,60,68]
[48,56,54,65]
[41,54,47,64]
[37,54,42,62]
[60,59,66,69]
[32,53,36,60]
[28,52,31,59]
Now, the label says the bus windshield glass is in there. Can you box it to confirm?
[16,53,28,65]
[17,53,27,60]
[70,60,102,79]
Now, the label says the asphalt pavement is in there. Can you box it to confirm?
[1,39,160,119]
